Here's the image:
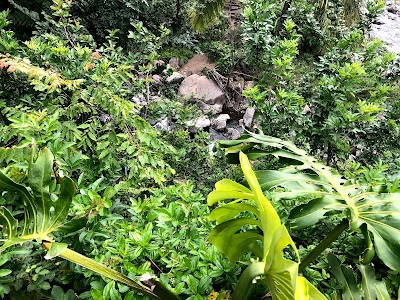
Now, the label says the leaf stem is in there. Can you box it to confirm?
[42,241,180,300]
[299,219,349,272]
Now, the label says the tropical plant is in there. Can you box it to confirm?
[327,253,395,300]
[217,131,400,273]
[207,131,400,298]
[0,145,179,299]
[207,151,327,299]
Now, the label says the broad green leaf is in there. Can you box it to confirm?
[56,217,87,233]
[215,179,252,193]
[239,152,281,257]
[218,131,400,271]
[359,265,377,300]
[209,218,263,263]
[264,225,299,300]
[0,147,76,252]
[51,286,64,299]
[357,193,400,271]
[296,277,328,300]
[209,203,259,224]
[375,282,390,300]
[28,147,53,233]
[328,254,361,300]
[91,289,103,300]
[208,152,326,300]
[288,198,343,229]
[0,269,11,277]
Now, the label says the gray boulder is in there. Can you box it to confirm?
[169,57,181,70]
[187,116,211,131]
[166,72,185,84]
[154,118,171,132]
[199,102,224,114]
[227,127,241,140]
[243,107,256,128]
[212,114,230,131]
[178,74,226,105]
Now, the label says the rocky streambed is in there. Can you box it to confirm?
[371,0,400,54]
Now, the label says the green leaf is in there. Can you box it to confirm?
[288,198,342,229]
[39,281,51,290]
[219,131,400,271]
[296,277,328,300]
[208,151,326,300]
[91,289,103,300]
[0,270,11,277]
[44,242,68,259]
[209,218,263,263]
[51,286,65,299]
[263,225,299,300]
[328,254,361,300]
[56,217,87,233]
[375,282,391,300]
[0,147,77,252]
[209,203,260,224]
[358,265,377,300]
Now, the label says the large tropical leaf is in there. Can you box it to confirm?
[328,253,392,300]
[218,131,400,271]
[208,152,327,300]
[0,147,76,251]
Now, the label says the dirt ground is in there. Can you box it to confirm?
[179,54,215,76]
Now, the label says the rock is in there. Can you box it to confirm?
[152,74,162,85]
[229,80,244,92]
[153,60,166,73]
[187,116,211,130]
[166,72,185,84]
[387,4,398,14]
[132,93,147,106]
[303,104,311,114]
[244,81,255,89]
[154,118,171,131]
[100,114,113,124]
[212,114,230,131]
[209,127,226,141]
[243,107,256,128]
[227,127,241,140]
[178,74,226,105]
[150,95,163,102]
[169,57,181,70]
[195,116,211,129]
[371,4,400,54]
[199,102,224,114]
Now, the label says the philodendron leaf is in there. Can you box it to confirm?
[218,131,400,271]
[328,254,361,300]
[263,225,299,299]
[208,152,327,300]
[359,265,377,300]
[0,147,76,251]
[375,282,391,300]
[296,277,328,300]
[329,253,392,300]
[209,203,260,224]
[209,218,263,263]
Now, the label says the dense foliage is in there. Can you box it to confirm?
[1,0,400,299]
